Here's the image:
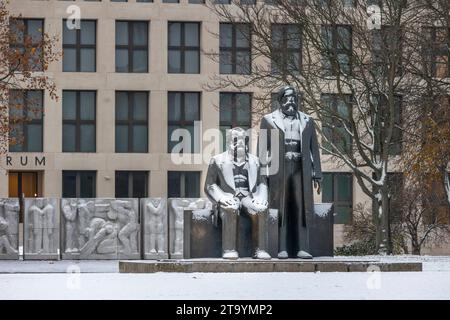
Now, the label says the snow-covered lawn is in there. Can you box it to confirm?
[0,271,449,300]
[0,256,449,299]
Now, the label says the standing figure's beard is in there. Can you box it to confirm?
[281,103,297,117]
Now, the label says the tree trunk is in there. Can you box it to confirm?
[411,232,421,255]
[375,185,391,254]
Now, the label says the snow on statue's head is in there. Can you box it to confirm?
[278,85,299,117]
[226,127,249,162]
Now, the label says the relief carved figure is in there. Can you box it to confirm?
[0,199,19,258]
[62,198,139,259]
[80,217,118,257]
[28,198,56,254]
[145,198,167,255]
[112,199,139,255]
[24,198,59,259]
[62,199,78,253]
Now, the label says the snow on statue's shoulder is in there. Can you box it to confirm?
[314,203,333,218]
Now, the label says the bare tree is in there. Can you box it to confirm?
[204,0,450,254]
[0,0,60,155]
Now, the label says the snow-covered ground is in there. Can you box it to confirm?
[0,256,449,299]
[1,271,450,299]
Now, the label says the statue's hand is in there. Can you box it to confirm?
[244,197,268,213]
[219,196,239,210]
[313,179,322,195]
[252,198,268,210]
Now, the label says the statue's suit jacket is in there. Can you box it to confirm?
[258,109,323,230]
[204,151,268,207]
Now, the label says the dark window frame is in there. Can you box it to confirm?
[322,24,353,76]
[62,19,97,72]
[372,94,403,156]
[167,171,201,198]
[321,93,353,155]
[271,23,302,75]
[219,92,252,128]
[425,26,450,78]
[9,18,44,72]
[9,89,44,152]
[322,172,353,224]
[219,92,252,152]
[115,170,149,198]
[167,91,201,153]
[371,25,404,77]
[62,90,97,153]
[62,170,97,198]
[115,91,149,153]
[220,23,251,75]
[115,20,149,73]
[168,21,201,74]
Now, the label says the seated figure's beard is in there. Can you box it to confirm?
[281,103,297,116]
[231,145,246,163]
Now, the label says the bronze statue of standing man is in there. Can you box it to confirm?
[259,86,323,259]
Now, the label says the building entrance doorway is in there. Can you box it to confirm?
[8,171,42,222]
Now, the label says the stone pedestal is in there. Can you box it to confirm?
[264,204,334,258]
[184,207,221,259]
[24,198,60,260]
[141,198,168,260]
[61,198,140,260]
[310,203,334,257]
[267,209,279,258]
[0,199,20,260]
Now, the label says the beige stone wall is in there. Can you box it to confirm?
[2,0,449,255]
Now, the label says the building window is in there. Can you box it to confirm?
[321,94,352,155]
[188,0,204,3]
[322,173,353,224]
[371,26,403,77]
[426,177,450,225]
[373,95,402,156]
[321,25,352,76]
[63,20,96,72]
[271,24,302,75]
[168,171,200,198]
[168,22,200,74]
[425,27,450,78]
[220,23,251,74]
[9,90,43,152]
[115,91,149,153]
[62,171,96,198]
[9,18,44,71]
[219,93,251,151]
[168,92,201,153]
[62,91,96,152]
[163,0,179,2]
[115,21,148,72]
[115,171,148,198]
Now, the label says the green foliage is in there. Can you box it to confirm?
[334,240,378,256]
